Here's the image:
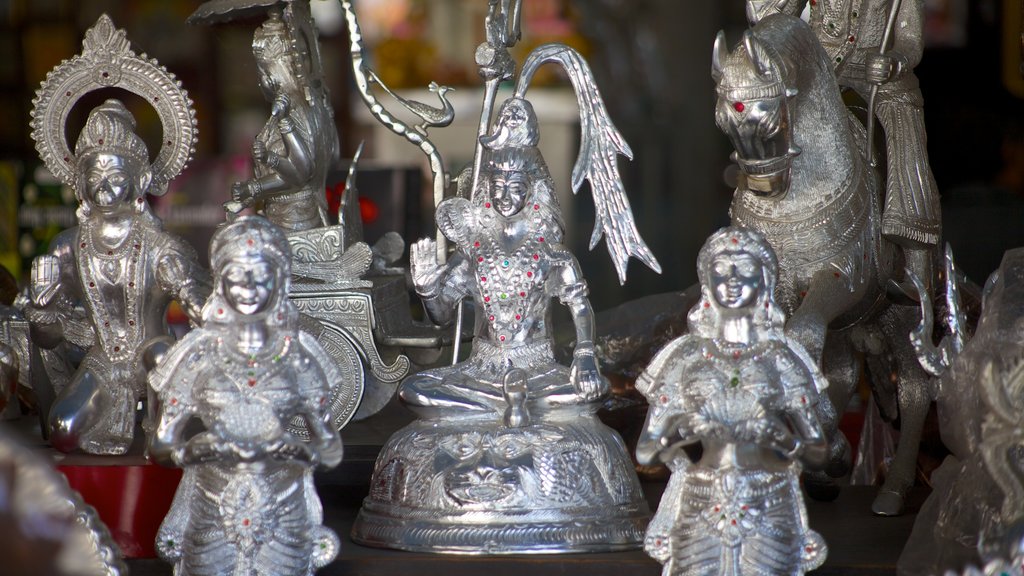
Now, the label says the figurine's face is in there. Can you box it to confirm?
[490,170,530,217]
[83,153,136,213]
[222,258,277,315]
[709,252,764,309]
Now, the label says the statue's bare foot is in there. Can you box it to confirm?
[502,369,529,428]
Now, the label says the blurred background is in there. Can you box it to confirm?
[0,0,1022,310]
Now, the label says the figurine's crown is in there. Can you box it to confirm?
[74,99,150,168]
[210,215,292,277]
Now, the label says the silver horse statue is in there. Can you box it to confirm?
[713,13,935,515]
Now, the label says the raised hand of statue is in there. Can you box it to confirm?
[29,256,61,308]
[410,237,446,296]
[570,344,607,401]
[271,94,291,119]
[865,52,901,85]
[251,139,268,164]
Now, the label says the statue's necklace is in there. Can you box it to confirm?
[215,332,293,392]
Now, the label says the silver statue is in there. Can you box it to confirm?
[148,216,345,575]
[25,15,209,455]
[747,0,941,292]
[190,0,412,422]
[713,14,936,515]
[635,227,829,576]
[352,12,660,549]
[222,2,339,232]
[0,424,127,576]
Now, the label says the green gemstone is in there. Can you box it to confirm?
[730,376,740,387]
[320,543,327,550]
[500,294,507,299]
[503,260,510,267]
[273,356,280,362]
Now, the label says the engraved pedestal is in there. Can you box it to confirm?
[352,409,650,554]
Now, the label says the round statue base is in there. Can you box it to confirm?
[352,412,650,554]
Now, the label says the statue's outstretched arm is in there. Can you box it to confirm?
[551,248,606,401]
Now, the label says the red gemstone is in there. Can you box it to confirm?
[218,308,224,315]
[538,237,545,242]
[526,271,533,277]
[733,350,741,359]
[533,204,540,210]
[499,335,506,342]
[733,101,745,113]
[731,237,739,244]
[170,398,178,406]
[136,198,143,204]
[519,292,526,297]
[484,296,490,302]
[478,256,484,262]
[248,379,256,387]
[515,315,521,320]
[89,282,95,287]
[485,202,491,208]
[107,251,113,256]
[848,35,856,42]
[703,302,710,308]
[129,320,135,326]
[242,519,251,527]
[481,277,487,282]
[533,254,539,260]
[731,519,737,526]
[114,346,120,352]
[80,242,86,248]
[247,239,254,246]
[489,315,495,321]
[474,241,480,247]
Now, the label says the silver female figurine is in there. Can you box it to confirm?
[636,227,829,575]
[226,3,339,232]
[352,40,660,552]
[149,216,343,575]
[26,15,209,454]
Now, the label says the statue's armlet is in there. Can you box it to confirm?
[548,247,589,305]
[155,236,211,324]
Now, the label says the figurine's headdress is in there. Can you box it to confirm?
[31,15,197,197]
[689,226,786,337]
[206,216,297,327]
[74,99,149,168]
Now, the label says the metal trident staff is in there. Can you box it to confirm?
[867,0,903,167]
[468,0,523,201]
[451,0,523,365]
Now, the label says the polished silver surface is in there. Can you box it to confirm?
[352,4,660,548]
[193,0,412,421]
[714,14,934,515]
[0,425,126,576]
[635,227,828,575]
[747,0,940,284]
[222,0,339,232]
[26,15,210,455]
[149,216,345,575]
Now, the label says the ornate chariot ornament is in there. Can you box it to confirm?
[636,226,829,575]
[31,14,197,196]
[149,216,346,575]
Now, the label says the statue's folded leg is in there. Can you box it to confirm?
[48,368,108,453]
[398,370,505,419]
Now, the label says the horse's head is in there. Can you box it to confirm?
[713,29,801,199]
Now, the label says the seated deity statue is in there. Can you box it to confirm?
[402,97,604,425]
[148,216,343,576]
[25,99,209,455]
[228,8,339,233]
[636,227,830,576]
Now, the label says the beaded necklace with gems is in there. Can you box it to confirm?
[467,233,546,344]
[213,330,293,393]
[76,217,145,364]
[814,0,863,67]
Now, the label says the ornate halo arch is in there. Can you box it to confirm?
[30,14,198,196]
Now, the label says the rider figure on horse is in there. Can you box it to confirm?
[748,0,940,293]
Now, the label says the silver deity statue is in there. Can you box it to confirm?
[636,227,829,575]
[714,14,935,515]
[26,15,209,455]
[224,3,339,232]
[747,0,941,292]
[352,32,660,551]
[149,216,346,575]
